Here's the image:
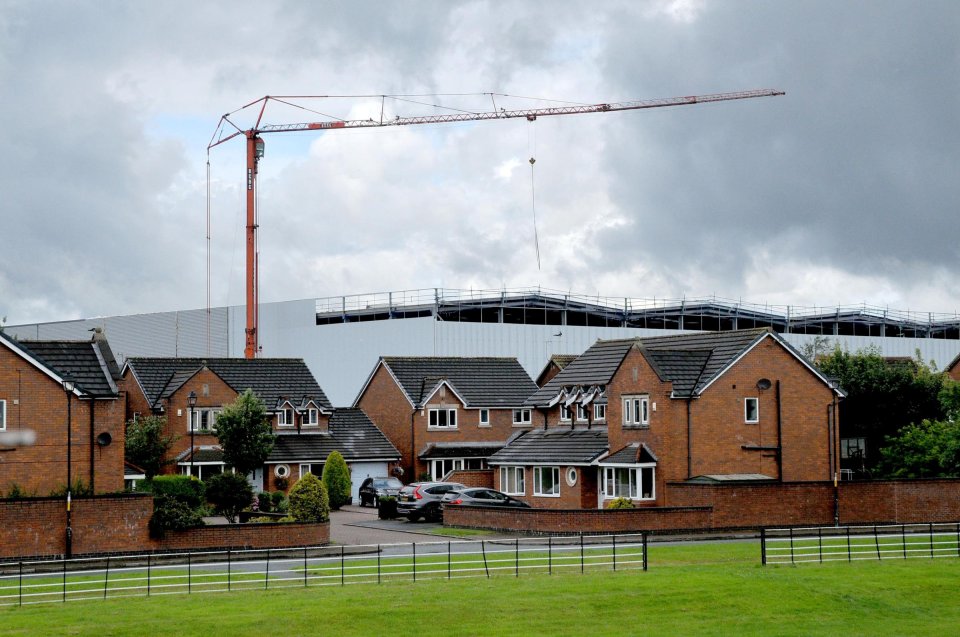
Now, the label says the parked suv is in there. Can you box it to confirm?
[397,481,465,522]
[358,476,404,508]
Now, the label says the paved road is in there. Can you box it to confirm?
[330,505,445,546]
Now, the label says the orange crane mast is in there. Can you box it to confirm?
[208,89,785,359]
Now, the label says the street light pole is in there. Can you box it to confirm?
[62,377,75,559]
[188,391,197,478]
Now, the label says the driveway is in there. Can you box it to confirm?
[330,504,518,546]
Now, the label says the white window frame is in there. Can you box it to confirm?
[428,407,458,429]
[576,404,588,422]
[190,408,221,432]
[430,458,465,481]
[302,407,319,427]
[499,466,525,496]
[602,465,656,501]
[623,396,649,427]
[0,399,5,431]
[277,407,295,428]
[745,397,759,423]
[593,403,606,422]
[479,409,490,426]
[512,408,532,425]
[533,466,560,497]
[560,405,571,422]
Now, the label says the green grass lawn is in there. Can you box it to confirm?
[2,541,958,636]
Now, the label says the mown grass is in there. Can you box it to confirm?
[2,540,958,636]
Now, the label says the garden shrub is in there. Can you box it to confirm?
[606,497,635,510]
[377,496,398,520]
[322,451,352,510]
[205,472,254,523]
[288,473,330,523]
[257,492,272,513]
[150,475,206,508]
[149,495,205,538]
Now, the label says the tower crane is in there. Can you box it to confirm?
[208,89,785,359]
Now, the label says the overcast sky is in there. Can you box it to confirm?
[2,1,958,326]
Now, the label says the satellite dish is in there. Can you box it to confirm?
[756,378,772,391]
[96,432,113,446]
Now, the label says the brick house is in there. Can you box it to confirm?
[0,329,125,495]
[121,358,398,498]
[353,357,538,481]
[946,352,960,382]
[488,328,845,509]
[535,354,578,387]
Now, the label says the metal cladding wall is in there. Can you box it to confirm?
[10,298,960,407]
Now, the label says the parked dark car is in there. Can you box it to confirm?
[441,488,532,509]
[358,476,404,507]
[397,481,466,521]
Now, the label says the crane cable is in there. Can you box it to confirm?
[528,119,541,271]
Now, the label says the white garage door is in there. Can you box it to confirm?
[349,462,389,504]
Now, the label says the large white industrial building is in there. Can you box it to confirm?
[9,288,960,406]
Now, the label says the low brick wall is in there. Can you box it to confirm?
[0,494,329,560]
[446,469,494,488]
[444,479,960,535]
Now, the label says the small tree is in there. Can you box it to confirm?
[215,389,275,477]
[206,473,254,523]
[322,450,352,510]
[288,473,330,523]
[125,415,177,479]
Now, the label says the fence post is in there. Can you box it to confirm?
[642,532,648,571]
[516,539,520,577]
[956,523,960,558]
[341,545,345,586]
[874,525,881,560]
[481,541,489,578]
[18,561,22,606]
[580,534,585,573]
[789,527,795,564]
[760,528,766,566]
[929,523,935,559]
[846,526,851,562]
[412,543,416,583]
[548,537,552,575]
[103,555,111,599]
[188,552,192,594]
[265,549,270,590]
[377,545,381,584]
[227,549,232,592]
[612,535,617,571]
[303,547,308,588]
[147,553,152,597]
[62,556,67,602]
[818,527,823,563]
[447,542,451,580]
[901,525,907,559]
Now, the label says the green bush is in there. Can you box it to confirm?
[248,516,279,523]
[276,515,296,523]
[270,490,286,509]
[205,473,254,523]
[377,496,399,520]
[606,497,635,510]
[4,483,28,499]
[50,478,92,498]
[322,451,352,510]
[149,495,205,538]
[257,492,272,513]
[150,475,206,508]
[288,473,330,523]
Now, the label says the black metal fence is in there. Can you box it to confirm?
[0,533,647,607]
[761,523,960,565]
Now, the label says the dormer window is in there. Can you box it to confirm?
[278,407,295,428]
[594,403,606,422]
[302,407,319,427]
[560,405,571,422]
[576,404,588,422]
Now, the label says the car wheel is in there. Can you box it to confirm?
[407,512,420,522]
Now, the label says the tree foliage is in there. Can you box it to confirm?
[288,472,330,523]
[322,450,352,510]
[877,379,960,479]
[214,389,275,476]
[205,472,254,523]
[125,415,176,479]
[814,346,946,472]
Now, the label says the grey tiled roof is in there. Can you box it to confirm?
[487,427,609,465]
[378,357,537,408]
[419,442,505,459]
[528,329,775,406]
[267,408,399,463]
[686,473,775,483]
[125,358,332,411]
[14,335,120,398]
[603,443,658,465]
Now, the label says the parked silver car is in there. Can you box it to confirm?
[396,481,465,522]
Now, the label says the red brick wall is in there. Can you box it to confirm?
[493,466,598,509]
[0,495,329,560]
[0,346,125,496]
[356,365,415,473]
[445,479,960,535]
[446,469,494,488]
